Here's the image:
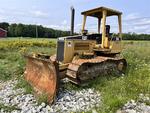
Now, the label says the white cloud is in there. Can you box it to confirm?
[97,13,150,34]
[0,9,5,14]
[74,23,82,32]
[61,20,67,25]
[123,14,150,34]
[145,29,150,34]
[135,18,150,26]
[124,13,140,20]
[0,17,5,21]
[46,20,71,31]
[0,8,150,34]
[123,23,150,34]
[69,0,92,4]
[30,11,48,18]
[76,23,82,27]
[46,24,70,31]
[0,8,49,20]
[47,15,150,34]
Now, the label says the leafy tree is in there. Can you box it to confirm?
[8,24,17,37]
[4,22,150,40]
[6,23,70,38]
[122,33,150,40]
[0,22,9,31]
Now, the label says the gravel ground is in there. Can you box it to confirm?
[117,94,150,113]
[0,80,101,113]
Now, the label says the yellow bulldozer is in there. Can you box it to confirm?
[24,7,127,104]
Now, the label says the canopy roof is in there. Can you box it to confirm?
[81,7,122,18]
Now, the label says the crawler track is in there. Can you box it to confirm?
[66,56,127,85]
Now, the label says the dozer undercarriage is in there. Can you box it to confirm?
[67,56,127,85]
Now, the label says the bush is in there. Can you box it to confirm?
[122,33,150,40]
[0,39,56,50]
[0,38,56,50]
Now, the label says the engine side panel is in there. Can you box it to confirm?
[57,34,100,63]
[57,39,65,62]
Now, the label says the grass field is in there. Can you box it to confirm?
[0,38,149,113]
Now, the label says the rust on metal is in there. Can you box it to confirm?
[66,56,127,85]
[24,55,58,104]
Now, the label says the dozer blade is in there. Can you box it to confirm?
[24,55,59,104]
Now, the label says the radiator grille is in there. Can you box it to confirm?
[74,43,89,50]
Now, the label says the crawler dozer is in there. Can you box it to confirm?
[24,7,127,104]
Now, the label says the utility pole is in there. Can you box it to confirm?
[36,24,38,38]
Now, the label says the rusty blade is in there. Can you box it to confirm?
[24,55,58,104]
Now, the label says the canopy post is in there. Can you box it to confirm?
[82,15,87,33]
[118,14,122,39]
[101,10,107,48]
[98,18,101,33]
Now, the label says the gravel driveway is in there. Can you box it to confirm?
[0,80,101,113]
[117,94,150,113]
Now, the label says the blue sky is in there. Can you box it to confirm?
[0,0,150,34]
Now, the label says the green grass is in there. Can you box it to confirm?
[0,103,20,112]
[0,47,56,81]
[15,77,33,94]
[64,41,150,113]
[87,41,150,113]
[0,38,56,94]
[0,38,56,50]
[0,39,150,113]
[37,94,49,105]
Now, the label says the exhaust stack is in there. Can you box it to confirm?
[70,6,75,35]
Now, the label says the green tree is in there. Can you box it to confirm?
[0,22,9,31]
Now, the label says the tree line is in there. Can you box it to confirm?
[0,22,150,40]
[122,33,150,40]
[0,22,70,38]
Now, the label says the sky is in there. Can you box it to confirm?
[0,0,150,34]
